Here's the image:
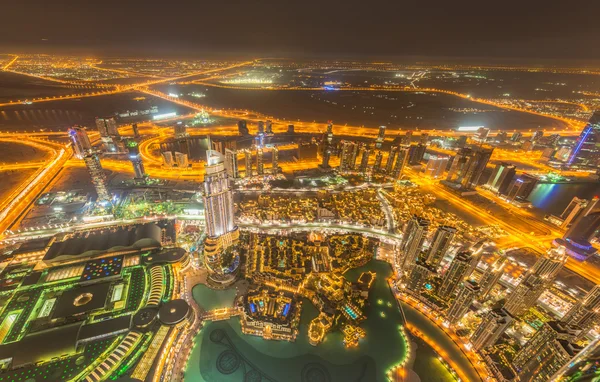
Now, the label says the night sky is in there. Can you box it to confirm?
[2,0,600,60]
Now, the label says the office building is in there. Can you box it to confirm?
[446,280,479,324]
[399,215,430,269]
[359,145,371,173]
[406,261,435,292]
[376,125,386,148]
[95,116,120,138]
[549,337,600,381]
[224,149,239,179]
[175,152,189,169]
[385,146,398,174]
[161,151,174,168]
[419,133,429,145]
[562,285,600,340]
[287,124,294,134]
[486,162,516,195]
[549,197,588,229]
[478,254,507,300]
[340,140,359,172]
[256,148,264,175]
[496,131,508,143]
[203,149,239,284]
[132,123,140,138]
[558,196,600,260]
[424,155,449,178]
[531,130,544,143]
[257,121,265,134]
[511,132,522,142]
[392,147,409,179]
[174,122,188,139]
[446,147,494,190]
[244,149,253,177]
[438,250,473,298]
[504,247,567,316]
[271,147,280,174]
[265,120,273,134]
[407,144,426,165]
[426,225,456,267]
[68,126,92,159]
[126,140,146,180]
[83,152,110,203]
[514,321,581,382]
[567,111,600,169]
[505,173,538,200]
[373,151,383,172]
[238,120,250,136]
[475,127,490,142]
[470,308,513,351]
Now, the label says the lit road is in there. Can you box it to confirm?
[2,54,19,71]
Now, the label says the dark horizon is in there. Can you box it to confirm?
[2,0,600,62]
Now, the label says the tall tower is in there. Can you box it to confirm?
[424,155,449,178]
[203,150,240,284]
[446,280,479,324]
[438,250,472,298]
[376,125,386,149]
[558,197,588,229]
[224,149,239,179]
[244,149,253,177]
[504,247,567,316]
[359,145,371,173]
[68,126,92,159]
[426,225,456,267]
[561,196,600,259]
[478,254,507,300]
[340,141,358,172]
[563,285,600,340]
[95,116,120,138]
[256,148,264,175]
[271,147,280,174]
[83,152,110,203]
[486,162,516,194]
[385,146,398,174]
[174,122,188,139]
[373,151,383,172]
[132,123,140,138]
[407,144,426,165]
[126,140,146,180]
[392,147,409,179]
[399,215,430,269]
[238,120,249,136]
[470,308,513,351]
[405,261,435,292]
[446,147,493,190]
[161,151,174,168]
[265,120,273,134]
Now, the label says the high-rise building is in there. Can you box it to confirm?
[224,149,239,178]
[563,285,600,340]
[475,127,490,142]
[505,173,538,200]
[83,152,110,203]
[549,337,600,381]
[478,254,507,300]
[95,116,120,138]
[68,126,92,159]
[287,124,295,134]
[514,321,582,382]
[132,123,140,138]
[446,147,494,190]
[511,132,523,142]
[203,149,239,284]
[161,151,174,168]
[174,122,188,139]
[567,111,600,169]
[340,141,359,172]
[175,152,189,169]
[257,121,265,134]
[256,148,264,175]
[359,145,371,173]
[318,123,334,171]
[238,120,250,136]
[531,130,544,143]
[373,151,383,172]
[385,146,398,174]
[486,162,516,195]
[419,133,429,145]
[271,147,280,174]
[265,120,273,134]
[126,140,146,180]
[446,280,479,324]
[407,144,426,165]
[392,147,409,179]
[376,125,386,149]
[470,308,513,351]
[424,155,449,178]
[560,196,600,260]
[399,215,430,269]
[326,121,333,144]
[406,260,435,292]
[504,247,567,316]
[244,149,253,177]
[558,197,588,229]
[426,225,456,267]
[438,250,473,298]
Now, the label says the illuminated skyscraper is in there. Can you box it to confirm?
[446,147,493,190]
[559,196,600,260]
[514,321,582,382]
[470,308,513,351]
[203,149,239,284]
[161,151,174,168]
[558,197,588,229]
[478,254,507,300]
[68,126,92,159]
[511,132,522,142]
[407,143,426,165]
[400,215,430,269]
[271,147,280,174]
[256,148,264,175]
[359,145,371,173]
[287,124,295,134]
[257,121,265,134]
[504,247,567,316]
[340,140,358,172]
[385,146,398,174]
[175,152,189,169]
[126,140,146,180]
[238,120,250,136]
[406,260,435,292]
[132,123,140,138]
[174,122,188,138]
[486,162,516,194]
[531,130,544,143]
[224,149,239,179]
[438,250,472,298]
[376,125,386,148]
[265,120,273,134]
[424,155,449,178]
[95,116,120,138]
[446,280,479,324]
[567,111,600,168]
[505,173,538,200]
[373,151,383,172]
[549,337,600,381]
[563,285,600,340]
[319,122,334,171]
[426,225,456,267]
[244,149,253,177]
[83,152,110,203]
[392,147,409,179]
